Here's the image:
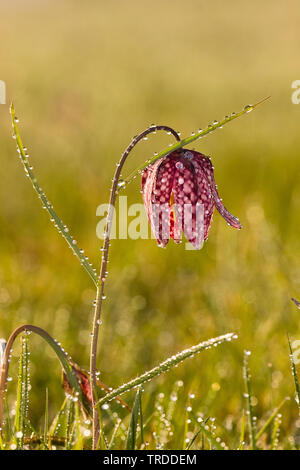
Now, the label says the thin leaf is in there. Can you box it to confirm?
[66,399,75,450]
[182,405,189,450]
[108,420,122,450]
[44,388,49,448]
[23,335,30,437]
[0,324,91,435]
[14,335,24,448]
[96,332,237,408]
[197,421,224,450]
[243,350,256,450]
[239,410,246,450]
[10,104,98,286]
[123,97,270,186]
[271,416,281,450]
[186,428,201,450]
[14,334,29,449]
[73,403,84,450]
[126,387,142,450]
[49,397,68,438]
[255,397,289,440]
[138,388,144,446]
[106,407,127,442]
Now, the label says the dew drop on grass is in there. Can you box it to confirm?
[244,104,253,113]
[117,180,126,189]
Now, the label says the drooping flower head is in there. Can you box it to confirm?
[142,149,241,249]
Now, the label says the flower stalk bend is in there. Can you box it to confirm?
[90,125,180,448]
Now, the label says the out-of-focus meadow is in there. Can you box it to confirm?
[1,0,300,448]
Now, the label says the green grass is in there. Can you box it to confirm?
[1,335,298,450]
[0,0,300,450]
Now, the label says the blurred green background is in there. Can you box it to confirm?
[1,0,300,446]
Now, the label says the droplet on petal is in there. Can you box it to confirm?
[141,149,241,248]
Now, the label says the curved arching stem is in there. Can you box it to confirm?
[0,324,90,435]
[90,125,180,448]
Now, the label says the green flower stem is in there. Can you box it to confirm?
[90,125,180,449]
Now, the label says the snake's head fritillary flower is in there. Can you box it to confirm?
[142,149,241,249]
